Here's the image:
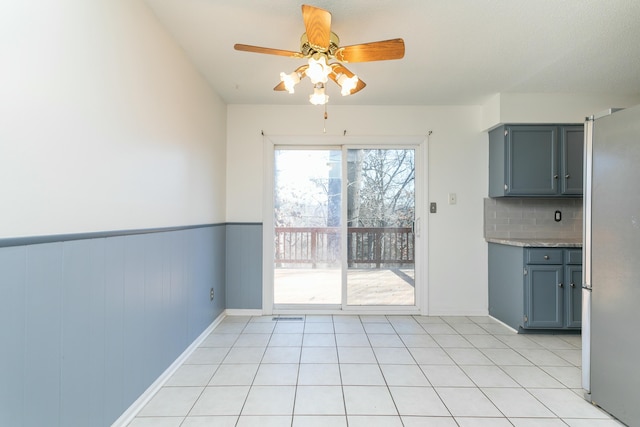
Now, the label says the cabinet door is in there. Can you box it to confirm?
[565,265,582,328]
[525,265,564,328]
[506,126,558,195]
[560,126,584,195]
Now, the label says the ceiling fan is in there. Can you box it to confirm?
[234,4,405,105]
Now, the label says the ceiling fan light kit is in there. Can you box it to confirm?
[309,84,329,105]
[306,54,332,84]
[337,73,359,96]
[234,4,405,105]
[280,70,301,94]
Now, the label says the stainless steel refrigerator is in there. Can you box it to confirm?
[583,105,640,426]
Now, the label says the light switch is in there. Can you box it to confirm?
[448,193,457,205]
[430,202,437,213]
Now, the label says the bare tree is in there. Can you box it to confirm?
[275,148,414,228]
[274,149,415,268]
[348,149,415,228]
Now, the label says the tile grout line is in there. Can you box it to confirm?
[130,314,621,426]
[177,323,239,427]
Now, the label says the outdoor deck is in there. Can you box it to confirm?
[274,267,415,306]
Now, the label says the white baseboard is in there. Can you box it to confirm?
[111,311,226,427]
[225,309,263,316]
[426,309,490,317]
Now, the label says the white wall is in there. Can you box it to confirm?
[482,93,640,130]
[0,0,227,238]
[227,104,489,316]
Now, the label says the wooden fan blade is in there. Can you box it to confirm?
[329,64,366,95]
[301,4,332,51]
[354,78,367,94]
[335,38,405,63]
[234,44,303,58]
[274,81,287,91]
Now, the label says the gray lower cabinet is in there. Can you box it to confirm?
[488,243,581,331]
[525,262,564,328]
[564,263,583,328]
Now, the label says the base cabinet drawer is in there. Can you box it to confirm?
[526,249,563,264]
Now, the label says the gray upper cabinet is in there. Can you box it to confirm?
[560,126,584,195]
[489,124,584,197]
[507,125,557,196]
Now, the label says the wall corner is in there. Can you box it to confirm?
[481,93,502,131]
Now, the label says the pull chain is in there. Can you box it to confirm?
[323,103,328,134]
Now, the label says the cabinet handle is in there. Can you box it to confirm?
[543,255,549,260]
[570,283,575,287]
[554,175,559,179]
[565,174,570,179]
[558,283,564,288]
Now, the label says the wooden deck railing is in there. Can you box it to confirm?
[275,226,414,268]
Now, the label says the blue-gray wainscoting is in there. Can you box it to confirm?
[0,224,230,427]
[225,223,263,310]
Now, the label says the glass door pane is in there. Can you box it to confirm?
[273,149,342,305]
[346,148,415,306]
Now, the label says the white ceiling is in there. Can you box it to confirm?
[144,0,640,106]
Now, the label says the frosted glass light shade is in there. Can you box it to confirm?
[338,74,359,96]
[306,55,331,84]
[280,71,301,94]
[309,85,329,105]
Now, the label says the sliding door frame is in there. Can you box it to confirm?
[262,135,428,315]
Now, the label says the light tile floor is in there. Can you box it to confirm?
[128,315,624,427]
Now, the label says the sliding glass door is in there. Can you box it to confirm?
[273,149,342,305]
[346,148,415,306]
[272,145,419,310]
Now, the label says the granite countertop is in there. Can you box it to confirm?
[486,238,582,248]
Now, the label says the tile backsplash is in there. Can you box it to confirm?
[484,198,583,240]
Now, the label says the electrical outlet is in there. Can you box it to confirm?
[210,288,215,301]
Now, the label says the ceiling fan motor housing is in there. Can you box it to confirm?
[300,32,340,58]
